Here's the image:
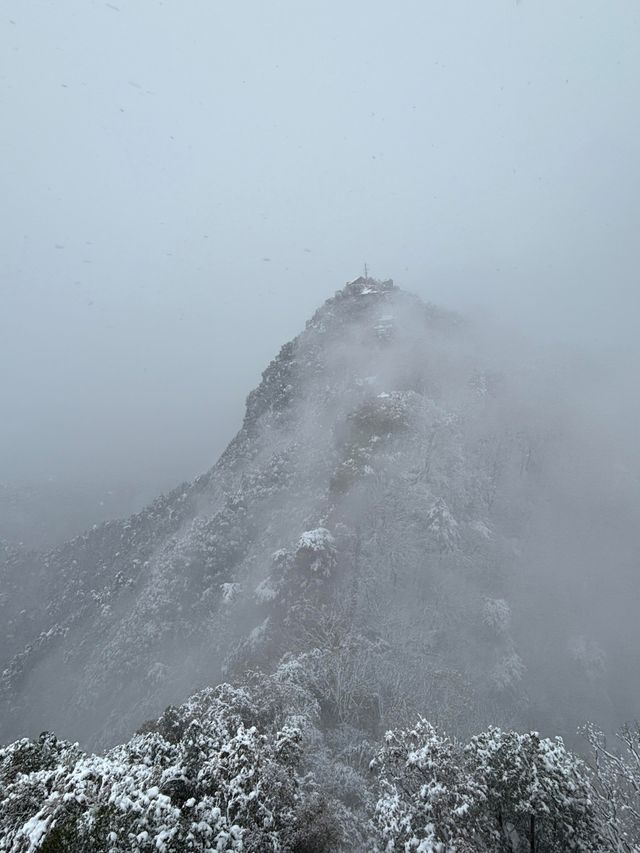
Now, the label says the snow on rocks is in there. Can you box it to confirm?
[295,528,336,576]
[221,582,241,604]
[296,528,335,554]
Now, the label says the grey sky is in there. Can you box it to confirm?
[1,0,639,489]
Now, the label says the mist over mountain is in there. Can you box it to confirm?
[3,0,640,845]
[1,278,639,851]
[0,480,161,550]
[1,279,637,760]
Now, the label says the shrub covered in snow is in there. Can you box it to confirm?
[295,529,337,577]
[465,727,603,852]
[583,721,640,853]
[0,680,342,852]
[371,718,478,852]
[0,680,627,853]
[371,719,606,853]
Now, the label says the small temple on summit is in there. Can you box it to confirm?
[343,269,395,297]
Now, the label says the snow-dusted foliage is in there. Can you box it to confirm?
[491,650,526,692]
[295,529,337,577]
[372,720,606,853]
[465,727,603,852]
[0,662,629,852]
[583,721,640,852]
[0,679,342,852]
[371,718,477,852]
[424,497,460,552]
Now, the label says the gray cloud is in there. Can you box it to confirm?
[1,0,639,492]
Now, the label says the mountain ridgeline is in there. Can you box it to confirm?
[0,277,636,758]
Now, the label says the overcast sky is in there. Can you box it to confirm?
[1,0,639,491]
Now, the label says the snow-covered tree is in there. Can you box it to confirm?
[0,680,343,852]
[371,718,477,852]
[371,719,606,853]
[465,727,604,852]
[425,497,460,552]
[583,721,640,852]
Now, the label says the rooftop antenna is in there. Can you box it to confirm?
[363,262,369,280]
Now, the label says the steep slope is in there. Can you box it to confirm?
[0,278,627,750]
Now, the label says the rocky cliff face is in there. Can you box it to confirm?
[0,279,621,749]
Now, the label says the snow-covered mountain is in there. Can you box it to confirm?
[0,278,631,751]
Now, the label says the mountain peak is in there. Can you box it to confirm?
[341,275,396,297]
[0,277,618,753]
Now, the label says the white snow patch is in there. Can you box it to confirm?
[297,528,335,552]
[20,814,54,852]
[254,577,278,604]
[220,582,240,603]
